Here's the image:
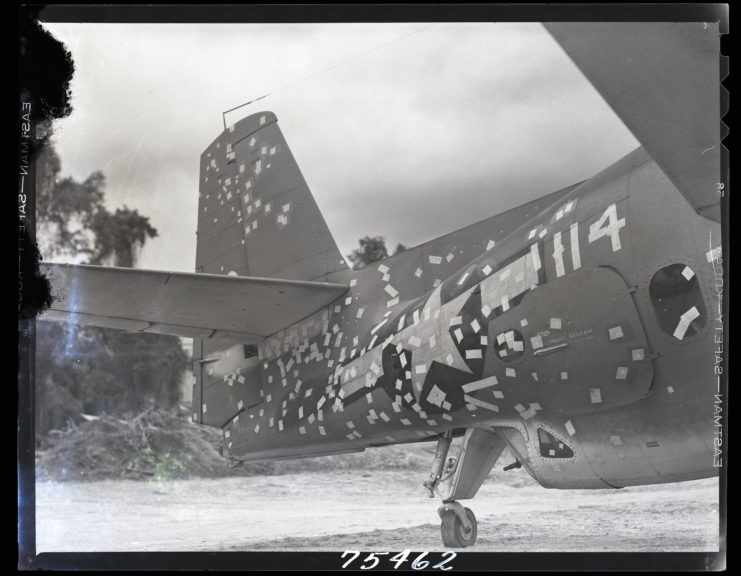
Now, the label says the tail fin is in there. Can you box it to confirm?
[196,111,348,281]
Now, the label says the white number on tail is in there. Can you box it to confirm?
[588,203,626,252]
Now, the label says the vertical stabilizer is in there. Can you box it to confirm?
[196,111,348,281]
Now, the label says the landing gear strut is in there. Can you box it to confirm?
[425,427,508,548]
[423,431,454,497]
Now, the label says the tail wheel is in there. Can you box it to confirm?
[440,507,477,548]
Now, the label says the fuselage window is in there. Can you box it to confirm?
[493,329,525,362]
[537,428,574,458]
[649,264,706,341]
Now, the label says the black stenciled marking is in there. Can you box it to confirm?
[405,286,492,414]
[338,344,415,409]
[374,344,416,410]
[418,362,469,414]
[364,241,550,364]
[276,241,552,418]
[344,342,470,417]
[324,341,451,414]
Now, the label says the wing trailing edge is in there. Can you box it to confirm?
[545,22,722,222]
[39,263,349,343]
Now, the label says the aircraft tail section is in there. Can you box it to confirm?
[196,111,349,282]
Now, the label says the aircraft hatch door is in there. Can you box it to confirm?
[193,341,265,428]
[489,266,655,417]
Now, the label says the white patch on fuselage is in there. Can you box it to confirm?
[480,247,539,317]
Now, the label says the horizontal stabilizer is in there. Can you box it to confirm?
[545,22,721,222]
[39,263,348,343]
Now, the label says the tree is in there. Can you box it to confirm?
[89,207,158,267]
[35,142,188,440]
[36,145,158,266]
[347,236,389,269]
[36,145,103,261]
[347,236,409,269]
[392,243,407,256]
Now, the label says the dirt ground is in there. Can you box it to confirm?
[35,470,719,553]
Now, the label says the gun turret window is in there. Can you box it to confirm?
[649,264,706,340]
[537,428,574,458]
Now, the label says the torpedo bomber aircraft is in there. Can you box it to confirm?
[41,23,724,547]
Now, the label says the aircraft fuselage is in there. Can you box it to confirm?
[201,146,721,490]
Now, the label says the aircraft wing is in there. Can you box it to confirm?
[39,263,349,343]
[545,22,723,222]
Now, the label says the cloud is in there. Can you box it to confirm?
[43,22,637,272]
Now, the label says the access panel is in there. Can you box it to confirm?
[485,266,654,418]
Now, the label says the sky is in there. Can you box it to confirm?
[40,22,638,273]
